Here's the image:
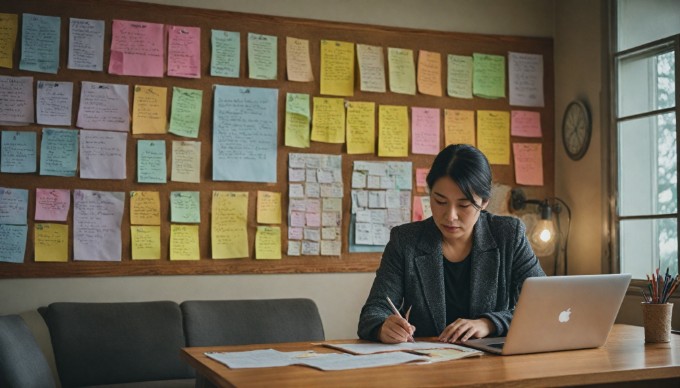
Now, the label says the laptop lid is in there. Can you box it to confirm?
[465,274,632,355]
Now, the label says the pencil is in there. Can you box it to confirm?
[386,296,415,343]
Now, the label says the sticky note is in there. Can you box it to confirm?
[0,224,27,263]
[130,191,161,226]
[255,226,281,260]
[73,190,125,262]
[248,33,277,80]
[1,130,36,173]
[511,110,542,138]
[34,223,68,262]
[170,224,200,261]
[35,188,70,221]
[170,191,200,223]
[257,191,281,224]
[211,30,240,77]
[169,87,203,138]
[109,19,164,77]
[447,54,473,99]
[0,13,18,69]
[132,85,168,134]
[513,143,544,186]
[473,53,505,99]
[417,50,442,96]
[211,191,249,259]
[0,75,34,125]
[415,168,429,194]
[37,81,74,126]
[68,18,105,71]
[357,43,386,93]
[444,109,475,147]
[76,81,130,132]
[477,110,510,165]
[171,141,201,183]
[311,97,345,144]
[378,105,409,157]
[320,39,354,96]
[40,128,78,177]
[286,37,313,82]
[137,140,167,184]
[388,48,415,95]
[411,107,440,155]
[0,187,28,225]
[131,225,161,260]
[167,25,201,78]
[346,101,376,154]
[284,93,311,148]
[20,13,60,74]
[509,52,544,107]
[79,130,127,180]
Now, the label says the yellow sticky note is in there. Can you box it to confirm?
[388,47,416,95]
[444,109,475,147]
[212,191,249,259]
[131,225,161,260]
[346,101,375,154]
[378,105,409,157]
[255,226,281,260]
[171,141,201,183]
[286,37,314,82]
[477,110,510,165]
[132,85,168,134]
[257,191,281,224]
[130,191,161,225]
[285,93,311,148]
[417,50,442,97]
[34,223,68,262]
[311,97,345,144]
[320,39,354,96]
[0,13,18,69]
[170,224,200,261]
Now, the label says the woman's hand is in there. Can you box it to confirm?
[438,318,493,343]
[378,314,416,344]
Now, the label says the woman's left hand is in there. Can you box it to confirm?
[438,318,494,343]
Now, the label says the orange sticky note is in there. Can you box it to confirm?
[417,50,442,96]
[445,109,475,147]
[132,85,167,134]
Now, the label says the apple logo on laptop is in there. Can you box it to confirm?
[558,308,571,323]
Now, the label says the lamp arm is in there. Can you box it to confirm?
[549,197,572,275]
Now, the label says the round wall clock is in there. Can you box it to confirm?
[561,100,592,161]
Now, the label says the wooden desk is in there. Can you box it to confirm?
[181,325,680,387]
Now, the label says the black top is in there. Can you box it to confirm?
[444,255,471,324]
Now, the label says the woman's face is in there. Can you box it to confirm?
[430,176,487,244]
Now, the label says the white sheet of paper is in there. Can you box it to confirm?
[37,80,73,126]
[323,341,480,355]
[68,18,105,71]
[73,189,125,261]
[0,75,34,125]
[509,52,544,107]
[79,130,127,180]
[76,81,130,131]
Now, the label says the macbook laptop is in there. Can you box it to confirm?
[464,273,632,355]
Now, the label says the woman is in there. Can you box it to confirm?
[358,144,545,344]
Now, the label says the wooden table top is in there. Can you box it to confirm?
[181,324,680,387]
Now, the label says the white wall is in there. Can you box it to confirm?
[0,0,556,340]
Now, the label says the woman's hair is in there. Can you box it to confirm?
[426,144,492,209]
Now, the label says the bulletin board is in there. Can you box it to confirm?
[0,0,554,278]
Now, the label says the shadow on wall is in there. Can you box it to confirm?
[616,288,680,329]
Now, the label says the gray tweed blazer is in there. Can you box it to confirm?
[357,211,545,341]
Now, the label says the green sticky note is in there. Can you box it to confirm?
[248,33,277,80]
[285,93,310,148]
[137,140,167,183]
[170,191,200,223]
[169,87,203,138]
[211,30,240,78]
[473,53,506,99]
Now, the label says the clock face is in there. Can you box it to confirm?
[562,101,591,160]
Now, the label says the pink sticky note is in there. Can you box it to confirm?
[412,107,441,155]
[35,188,70,221]
[513,143,543,186]
[288,227,303,240]
[109,20,165,77]
[415,168,429,193]
[290,211,306,227]
[412,196,424,221]
[511,111,542,138]
[306,212,321,227]
[167,25,201,78]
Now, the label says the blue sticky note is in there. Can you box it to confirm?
[137,140,167,183]
[20,13,61,74]
[40,128,78,177]
[1,131,37,173]
[213,85,278,183]
[0,187,29,225]
[0,224,28,263]
[348,214,385,253]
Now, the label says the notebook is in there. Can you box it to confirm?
[464,274,632,355]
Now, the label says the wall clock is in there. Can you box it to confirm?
[561,100,591,161]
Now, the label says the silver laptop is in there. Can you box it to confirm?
[464,274,631,355]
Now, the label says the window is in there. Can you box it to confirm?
[612,0,679,278]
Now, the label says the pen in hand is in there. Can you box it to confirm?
[386,296,415,343]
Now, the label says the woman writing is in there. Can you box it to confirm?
[358,144,545,344]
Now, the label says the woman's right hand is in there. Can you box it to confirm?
[378,314,415,343]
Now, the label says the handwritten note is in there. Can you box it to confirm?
[171,141,201,183]
[0,224,27,263]
[167,25,201,78]
[0,75,34,125]
[73,190,125,261]
[131,225,160,260]
[109,19,164,77]
[137,140,167,183]
[255,226,281,260]
[311,97,345,144]
[415,168,429,193]
[211,30,240,77]
[68,18,104,71]
[286,37,314,82]
[388,48,416,95]
[170,224,200,261]
[169,87,203,138]
[511,110,542,137]
[170,191,200,223]
[346,101,376,154]
[320,40,354,96]
[0,13,18,69]
[213,85,278,182]
[257,191,281,224]
[473,53,505,99]
[212,191,249,259]
[417,50,442,96]
[357,44,386,93]
[37,81,74,126]
[477,110,510,165]
[20,13,60,74]
[132,85,167,134]
[34,223,68,262]
[447,54,473,99]
[378,105,409,157]
[35,188,70,221]
[79,130,128,180]
[76,81,130,132]
[248,33,277,80]
[130,191,161,225]
[444,109,475,146]
[509,52,544,107]
[0,187,28,225]
[411,107,440,155]
[284,93,311,148]
[513,143,543,186]
[1,130,36,173]
[412,196,432,222]
[40,128,78,177]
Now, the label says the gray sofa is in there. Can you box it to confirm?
[1,298,324,388]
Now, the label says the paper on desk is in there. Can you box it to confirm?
[302,352,428,371]
[323,341,480,355]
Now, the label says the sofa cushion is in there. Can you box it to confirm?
[0,314,56,388]
[43,301,193,387]
[181,298,325,346]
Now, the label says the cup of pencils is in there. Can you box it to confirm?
[641,268,678,343]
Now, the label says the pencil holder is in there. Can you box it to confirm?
[641,302,673,343]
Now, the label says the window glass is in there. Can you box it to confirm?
[620,218,678,278]
[617,51,675,117]
[617,0,680,51]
